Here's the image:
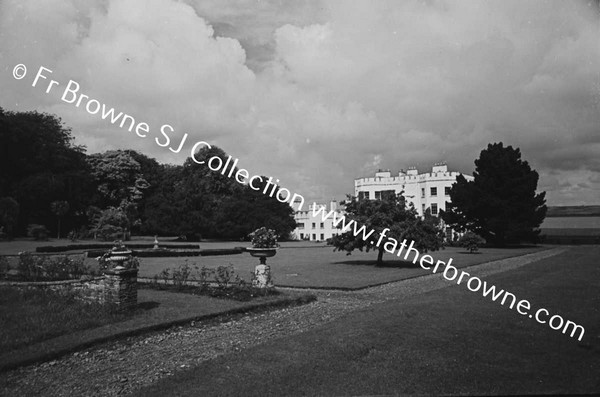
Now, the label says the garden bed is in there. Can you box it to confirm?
[139,282,279,302]
[0,252,93,282]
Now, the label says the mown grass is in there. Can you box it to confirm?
[137,244,548,289]
[0,287,131,353]
[134,246,600,396]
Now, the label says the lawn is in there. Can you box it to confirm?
[1,238,550,289]
[133,245,600,396]
[136,243,548,289]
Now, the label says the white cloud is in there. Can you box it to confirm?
[0,0,598,205]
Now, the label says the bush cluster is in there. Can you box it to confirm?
[27,224,50,241]
[148,263,272,301]
[16,253,92,281]
[458,231,487,253]
[0,256,9,279]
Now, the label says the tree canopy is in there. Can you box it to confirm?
[0,107,297,241]
[442,142,547,246]
[0,108,91,235]
[328,193,444,266]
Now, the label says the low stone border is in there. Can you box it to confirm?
[1,269,139,310]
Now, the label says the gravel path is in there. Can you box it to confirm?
[0,247,565,396]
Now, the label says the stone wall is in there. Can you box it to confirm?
[102,269,138,310]
[3,269,138,310]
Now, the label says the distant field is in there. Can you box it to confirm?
[540,216,600,228]
[546,205,600,217]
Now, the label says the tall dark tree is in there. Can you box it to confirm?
[213,179,297,240]
[123,150,162,232]
[0,197,19,238]
[0,108,92,235]
[328,193,444,266]
[141,164,185,236]
[141,146,297,240]
[442,142,547,246]
[50,200,69,239]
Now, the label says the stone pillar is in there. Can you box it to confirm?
[103,268,138,310]
[253,264,273,289]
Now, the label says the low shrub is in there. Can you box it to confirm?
[172,263,193,290]
[16,253,45,281]
[458,231,486,253]
[43,255,89,280]
[27,224,49,241]
[16,253,91,281]
[97,224,124,241]
[214,264,236,288]
[145,263,273,301]
[195,265,212,291]
[0,256,9,279]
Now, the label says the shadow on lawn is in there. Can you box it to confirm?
[137,301,160,311]
[331,259,420,268]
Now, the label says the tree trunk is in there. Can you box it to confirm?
[57,218,61,239]
[376,245,385,266]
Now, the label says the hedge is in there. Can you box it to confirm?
[36,243,200,253]
[85,248,245,258]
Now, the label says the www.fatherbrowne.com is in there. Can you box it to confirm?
[312,204,585,341]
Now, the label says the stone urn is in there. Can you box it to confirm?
[108,247,133,270]
[246,247,277,264]
[247,248,277,289]
[247,227,279,289]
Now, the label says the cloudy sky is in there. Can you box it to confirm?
[1,0,598,205]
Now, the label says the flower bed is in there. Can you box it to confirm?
[0,252,92,282]
[143,263,277,302]
[139,282,279,302]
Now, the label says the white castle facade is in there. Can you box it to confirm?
[354,163,473,217]
[291,200,344,241]
[291,163,472,241]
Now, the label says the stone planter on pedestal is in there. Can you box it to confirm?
[247,248,277,288]
[103,268,138,311]
[103,246,138,310]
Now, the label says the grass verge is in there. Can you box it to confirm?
[0,287,130,353]
[0,287,316,373]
